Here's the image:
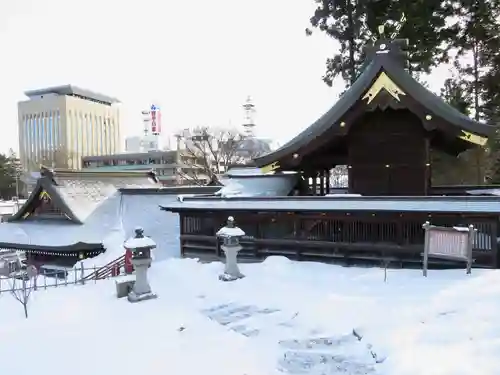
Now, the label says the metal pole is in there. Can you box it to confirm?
[466,225,475,275]
[15,174,19,198]
[422,221,431,277]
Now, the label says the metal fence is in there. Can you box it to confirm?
[0,263,129,294]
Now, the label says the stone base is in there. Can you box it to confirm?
[127,290,158,303]
[116,280,135,299]
[219,272,245,282]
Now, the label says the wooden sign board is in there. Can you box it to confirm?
[422,222,476,276]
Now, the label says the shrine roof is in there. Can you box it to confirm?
[0,194,179,261]
[160,195,500,214]
[10,167,159,224]
[254,42,495,169]
[0,168,160,251]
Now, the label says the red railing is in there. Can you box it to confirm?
[82,254,126,281]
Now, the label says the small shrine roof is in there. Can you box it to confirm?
[0,168,159,252]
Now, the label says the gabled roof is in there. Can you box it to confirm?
[254,40,495,169]
[10,167,159,224]
[0,168,159,252]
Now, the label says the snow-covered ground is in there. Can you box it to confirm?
[1,256,499,375]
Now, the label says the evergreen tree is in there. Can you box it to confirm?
[451,0,500,121]
[306,0,457,87]
[483,50,500,182]
[0,152,23,199]
[432,73,478,185]
[450,0,500,183]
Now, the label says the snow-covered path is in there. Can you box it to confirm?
[1,257,500,375]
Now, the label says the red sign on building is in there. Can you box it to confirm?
[150,104,161,135]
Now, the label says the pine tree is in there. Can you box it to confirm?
[432,74,478,185]
[450,0,500,183]
[0,152,22,199]
[306,0,457,87]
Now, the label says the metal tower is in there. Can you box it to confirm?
[242,96,256,137]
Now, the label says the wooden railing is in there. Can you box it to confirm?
[178,211,499,268]
[82,255,126,281]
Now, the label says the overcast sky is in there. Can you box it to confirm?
[0,0,452,154]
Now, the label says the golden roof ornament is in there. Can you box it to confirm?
[459,130,488,146]
[361,13,406,43]
[362,72,406,104]
[377,24,385,38]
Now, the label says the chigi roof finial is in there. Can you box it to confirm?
[360,12,409,69]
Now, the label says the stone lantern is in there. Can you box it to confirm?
[124,227,157,303]
[216,216,245,281]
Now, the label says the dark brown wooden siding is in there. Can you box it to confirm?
[348,109,428,195]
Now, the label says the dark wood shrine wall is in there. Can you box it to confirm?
[347,109,429,196]
[178,210,499,269]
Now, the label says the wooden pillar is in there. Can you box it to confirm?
[320,170,325,196]
[325,169,331,195]
[303,171,311,195]
[348,166,354,193]
[312,171,317,196]
[424,137,431,196]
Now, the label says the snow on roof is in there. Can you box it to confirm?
[121,195,180,261]
[53,172,158,223]
[0,193,180,264]
[54,179,119,222]
[162,196,500,213]
[81,194,181,266]
[0,193,122,247]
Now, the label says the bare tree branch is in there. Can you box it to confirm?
[9,259,37,319]
[177,126,247,183]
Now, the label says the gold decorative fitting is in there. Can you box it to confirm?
[260,161,280,173]
[459,130,488,146]
[39,190,51,200]
[340,121,346,127]
[425,114,432,120]
[363,72,406,105]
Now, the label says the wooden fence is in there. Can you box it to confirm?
[0,262,127,294]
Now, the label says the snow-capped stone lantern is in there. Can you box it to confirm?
[216,216,245,281]
[124,227,157,303]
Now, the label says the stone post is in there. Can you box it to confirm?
[216,216,245,282]
[124,227,158,303]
